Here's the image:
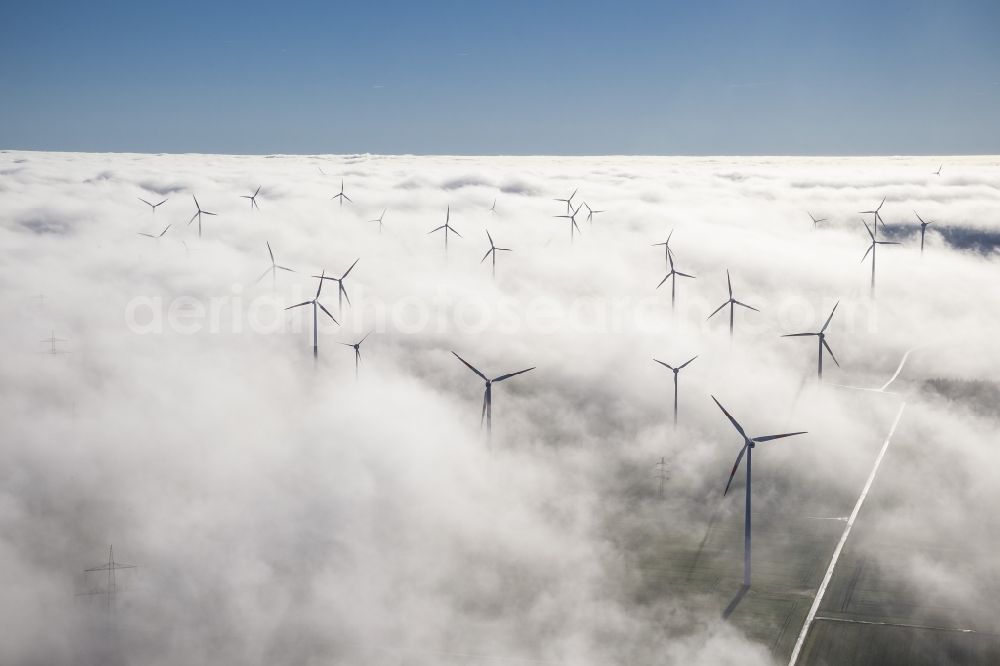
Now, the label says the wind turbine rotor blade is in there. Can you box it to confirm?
[821,301,839,332]
[822,339,840,367]
[675,271,696,279]
[679,355,698,369]
[492,367,535,382]
[450,227,463,238]
[481,248,493,263]
[254,267,272,284]
[451,351,487,381]
[733,300,759,312]
[267,242,274,263]
[428,225,446,234]
[653,359,675,371]
[341,258,360,278]
[727,270,732,298]
[753,431,807,443]
[285,301,312,310]
[711,395,747,439]
[860,244,874,263]
[707,301,728,320]
[276,266,295,272]
[138,198,152,206]
[340,284,351,306]
[656,275,669,289]
[317,302,339,324]
[486,229,494,246]
[781,332,817,337]
[723,444,749,496]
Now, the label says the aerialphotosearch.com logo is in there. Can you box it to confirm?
[124,283,883,339]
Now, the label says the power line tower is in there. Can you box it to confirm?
[81,545,136,615]
[654,457,670,498]
[40,330,69,355]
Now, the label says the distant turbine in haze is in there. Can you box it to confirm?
[554,188,578,214]
[584,202,604,224]
[554,203,583,244]
[707,270,759,337]
[138,197,167,215]
[240,186,261,210]
[859,197,888,232]
[285,270,339,358]
[712,396,806,587]
[452,351,534,445]
[368,209,386,233]
[427,206,462,255]
[489,198,498,215]
[933,165,942,176]
[808,212,827,228]
[652,230,676,267]
[781,301,840,379]
[340,331,372,379]
[653,355,697,425]
[915,211,932,254]
[188,195,217,238]
[656,253,695,310]
[481,229,511,279]
[255,242,295,290]
[860,221,900,294]
[314,258,359,317]
[331,180,352,207]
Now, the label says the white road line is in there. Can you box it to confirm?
[813,615,977,634]
[788,401,907,666]
[880,347,916,392]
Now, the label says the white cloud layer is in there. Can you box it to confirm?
[1,151,999,665]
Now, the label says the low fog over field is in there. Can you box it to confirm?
[1,152,999,665]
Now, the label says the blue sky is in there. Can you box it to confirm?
[1,0,998,154]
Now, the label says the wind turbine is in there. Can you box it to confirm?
[331,180,352,207]
[554,203,583,244]
[368,209,386,233]
[656,253,695,310]
[707,270,759,337]
[653,355,697,425]
[933,165,942,176]
[712,396,806,587]
[84,545,136,614]
[255,242,295,289]
[808,212,827,228]
[481,230,511,279]
[781,302,840,379]
[188,195,217,238]
[314,258,359,317]
[138,224,170,239]
[240,186,261,210]
[489,199,498,215]
[861,221,900,294]
[654,457,669,498]
[40,330,69,354]
[859,197,887,232]
[652,230,676,267]
[138,197,167,215]
[340,331,372,379]
[584,202,604,224]
[427,206,462,254]
[285,270,339,358]
[555,188,578,214]
[451,351,534,444]
[915,211,932,254]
